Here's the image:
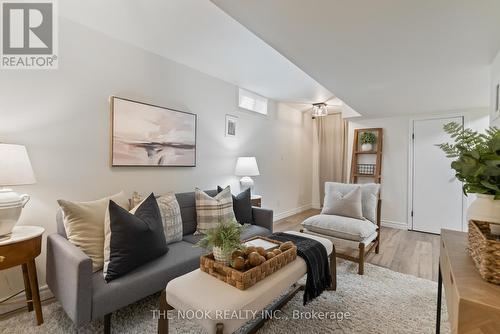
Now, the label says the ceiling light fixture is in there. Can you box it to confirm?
[312,103,328,117]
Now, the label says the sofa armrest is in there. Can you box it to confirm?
[46,234,93,326]
[252,207,274,232]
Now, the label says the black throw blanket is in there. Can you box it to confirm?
[271,232,331,305]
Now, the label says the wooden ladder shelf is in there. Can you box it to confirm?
[350,128,383,183]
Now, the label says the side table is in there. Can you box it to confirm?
[0,226,45,325]
[251,195,262,207]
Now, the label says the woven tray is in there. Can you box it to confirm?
[468,220,500,285]
[200,236,297,290]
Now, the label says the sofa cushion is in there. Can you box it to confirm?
[217,186,253,224]
[131,192,183,244]
[182,224,272,245]
[195,187,235,234]
[92,241,202,318]
[176,190,218,236]
[57,191,129,272]
[301,214,377,242]
[104,194,168,282]
[321,186,363,219]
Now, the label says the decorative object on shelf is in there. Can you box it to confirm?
[357,163,376,175]
[468,220,500,284]
[311,103,328,117]
[225,114,238,137]
[0,144,36,237]
[360,131,377,151]
[200,236,297,290]
[110,96,197,167]
[350,128,383,183]
[437,122,500,226]
[235,156,260,192]
[196,219,246,265]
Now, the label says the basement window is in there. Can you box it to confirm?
[238,88,268,115]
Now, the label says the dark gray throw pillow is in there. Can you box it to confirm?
[105,193,168,282]
[217,186,252,224]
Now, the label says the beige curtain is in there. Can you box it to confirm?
[316,113,349,205]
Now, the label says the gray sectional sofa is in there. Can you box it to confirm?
[46,190,273,328]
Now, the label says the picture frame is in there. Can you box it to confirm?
[225,114,238,137]
[110,96,197,167]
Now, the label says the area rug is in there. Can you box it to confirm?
[0,260,450,334]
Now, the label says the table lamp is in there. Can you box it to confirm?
[235,157,260,192]
[0,144,36,236]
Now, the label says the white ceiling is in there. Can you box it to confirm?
[212,0,500,117]
[60,0,333,105]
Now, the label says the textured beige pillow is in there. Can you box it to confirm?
[57,191,129,272]
[321,186,364,219]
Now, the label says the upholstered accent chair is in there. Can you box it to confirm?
[301,182,381,275]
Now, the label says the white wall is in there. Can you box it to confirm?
[490,50,500,127]
[0,19,313,305]
[347,109,490,229]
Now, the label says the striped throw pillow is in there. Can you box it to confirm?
[195,187,235,234]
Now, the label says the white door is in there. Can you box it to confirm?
[411,117,464,234]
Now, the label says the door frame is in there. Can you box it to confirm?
[407,113,467,233]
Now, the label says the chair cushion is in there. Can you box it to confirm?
[321,186,363,219]
[324,182,380,224]
[301,214,377,241]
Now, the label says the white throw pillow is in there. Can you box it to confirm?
[57,191,129,272]
[321,186,364,219]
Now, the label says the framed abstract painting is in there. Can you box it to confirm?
[110,97,197,167]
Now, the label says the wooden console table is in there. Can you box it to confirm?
[0,226,45,325]
[437,229,500,334]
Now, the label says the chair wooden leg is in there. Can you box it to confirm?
[375,231,380,254]
[158,290,174,334]
[22,263,33,311]
[328,247,337,291]
[358,243,365,275]
[104,313,111,334]
[216,323,224,334]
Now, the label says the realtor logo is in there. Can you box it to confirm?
[1,0,58,69]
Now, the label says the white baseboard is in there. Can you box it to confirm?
[381,220,408,230]
[273,203,313,222]
[0,285,53,315]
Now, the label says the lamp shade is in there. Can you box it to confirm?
[235,157,260,176]
[0,144,36,186]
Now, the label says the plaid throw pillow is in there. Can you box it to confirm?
[195,187,235,234]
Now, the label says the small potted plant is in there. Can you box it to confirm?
[438,123,500,233]
[196,219,246,265]
[360,132,377,151]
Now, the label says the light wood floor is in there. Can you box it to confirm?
[274,209,441,281]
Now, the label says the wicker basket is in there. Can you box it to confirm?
[200,236,297,290]
[468,220,500,285]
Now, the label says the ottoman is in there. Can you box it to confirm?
[158,231,336,334]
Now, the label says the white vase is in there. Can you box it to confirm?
[467,194,500,225]
[212,246,231,265]
[361,143,373,151]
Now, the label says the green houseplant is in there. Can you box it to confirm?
[438,122,500,227]
[360,132,377,151]
[196,219,246,264]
